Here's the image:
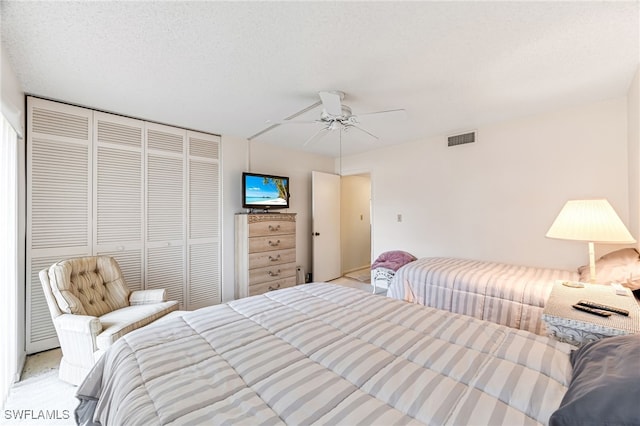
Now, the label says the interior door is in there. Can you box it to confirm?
[312,171,341,281]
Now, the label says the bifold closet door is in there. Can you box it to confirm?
[93,112,144,291]
[145,123,186,308]
[26,97,222,353]
[187,131,221,309]
[27,98,93,353]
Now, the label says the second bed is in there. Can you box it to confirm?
[387,257,579,335]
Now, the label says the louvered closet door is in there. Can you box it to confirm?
[146,123,186,307]
[187,131,221,309]
[93,112,144,291]
[27,97,93,353]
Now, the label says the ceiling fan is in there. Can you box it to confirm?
[249,91,405,146]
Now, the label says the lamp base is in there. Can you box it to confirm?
[562,281,585,288]
[588,241,596,284]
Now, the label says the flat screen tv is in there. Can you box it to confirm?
[242,172,290,210]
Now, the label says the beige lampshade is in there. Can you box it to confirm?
[546,199,635,243]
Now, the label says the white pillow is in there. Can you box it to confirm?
[578,248,640,288]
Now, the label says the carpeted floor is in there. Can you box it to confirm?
[330,276,386,295]
[2,349,76,425]
[344,267,371,283]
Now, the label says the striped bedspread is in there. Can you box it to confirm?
[387,257,579,335]
[76,283,572,425]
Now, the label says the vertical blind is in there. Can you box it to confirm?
[0,114,18,408]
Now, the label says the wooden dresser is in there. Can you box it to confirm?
[235,213,297,298]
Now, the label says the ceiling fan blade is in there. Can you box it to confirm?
[318,91,344,116]
[248,98,322,140]
[266,120,319,125]
[356,108,406,118]
[303,126,331,146]
[347,124,379,140]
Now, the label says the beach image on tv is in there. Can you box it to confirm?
[245,176,288,205]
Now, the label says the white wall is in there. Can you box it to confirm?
[341,97,631,271]
[341,174,371,273]
[1,45,25,138]
[248,141,335,274]
[1,44,26,382]
[220,134,248,302]
[222,136,334,300]
[628,66,640,248]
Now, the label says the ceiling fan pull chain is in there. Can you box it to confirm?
[339,127,343,176]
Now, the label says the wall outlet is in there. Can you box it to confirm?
[397,214,402,222]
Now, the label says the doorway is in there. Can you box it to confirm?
[340,173,372,280]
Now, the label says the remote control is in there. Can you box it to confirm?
[572,304,612,317]
[576,300,629,316]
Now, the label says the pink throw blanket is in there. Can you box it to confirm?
[371,250,417,272]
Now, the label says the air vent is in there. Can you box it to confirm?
[447,131,476,147]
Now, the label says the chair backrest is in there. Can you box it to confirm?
[43,256,131,317]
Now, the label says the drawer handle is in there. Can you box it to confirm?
[268,224,281,232]
[268,239,280,247]
[268,254,281,262]
[268,269,281,277]
[268,283,281,291]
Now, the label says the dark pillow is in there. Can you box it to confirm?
[578,248,640,286]
[549,334,640,426]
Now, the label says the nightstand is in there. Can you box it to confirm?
[542,281,640,346]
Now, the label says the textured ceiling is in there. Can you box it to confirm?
[2,1,639,157]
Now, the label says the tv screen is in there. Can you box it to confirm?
[242,172,290,210]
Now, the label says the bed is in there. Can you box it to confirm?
[76,283,579,425]
[386,257,580,335]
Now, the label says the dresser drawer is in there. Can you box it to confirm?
[249,276,297,296]
[236,213,297,299]
[249,248,296,269]
[249,262,296,286]
[248,234,295,253]
[249,219,296,237]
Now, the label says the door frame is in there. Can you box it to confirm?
[339,168,374,273]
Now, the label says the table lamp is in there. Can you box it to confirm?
[546,199,636,283]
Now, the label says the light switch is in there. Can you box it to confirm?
[397,214,402,222]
